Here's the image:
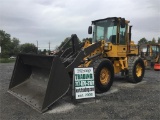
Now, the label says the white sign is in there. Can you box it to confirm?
[73,67,95,99]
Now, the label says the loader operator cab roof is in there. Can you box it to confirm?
[90,17,127,44]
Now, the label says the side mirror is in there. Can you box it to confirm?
[120,18,125,28]
[88,26,92,34]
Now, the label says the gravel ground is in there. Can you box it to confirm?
[0,63,160,120]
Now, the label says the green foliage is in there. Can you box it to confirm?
[58,37,72,50]
[10,38,20,56]
[0,58,15,63]
[151,37,156,43]
[0,30,12,58]
[138,37,159,45]
[158,37,160,43]
[38,49,47,55]
[1,29,159,59]
[20,43,37,54]
[0,30,21,57]
[138,37,148,45]
[147,39,156,44]
[57,37,81,51]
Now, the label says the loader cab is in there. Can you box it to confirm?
[88,17,132,57]
[146,44,160,58]
[90,17,127,45]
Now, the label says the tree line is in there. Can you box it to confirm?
[0,29,159,58]
[138,37,160,45]
[0,30,39,58]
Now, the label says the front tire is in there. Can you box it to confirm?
[91,59,114,93]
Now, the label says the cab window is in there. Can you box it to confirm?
[119,25,126,45]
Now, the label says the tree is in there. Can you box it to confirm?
[56,37,81,50]
[158,37,160,43]
[147,41,152,44]
[148,38,156,44]
[20,43,37,54]
[151,37,156,44]
[138,37,148,45]
[10,38,20,56]
[0,30,12,58]
[37,49,42,54]
[58,37,72,50]
[42,49,47,55]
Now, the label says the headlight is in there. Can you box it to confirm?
[104,43,109,50]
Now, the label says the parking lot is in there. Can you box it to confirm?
[0,63,160,120]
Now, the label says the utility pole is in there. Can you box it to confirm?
[36,40,38,54]
[49,41,50,55]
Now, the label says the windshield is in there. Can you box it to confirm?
[147,45,160,53]
[151,46,160,52]
[92,19,117,43]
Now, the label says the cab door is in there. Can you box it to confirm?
[117,24,127,57]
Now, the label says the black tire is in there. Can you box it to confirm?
[90,59,114,93]
[127,56,145,83]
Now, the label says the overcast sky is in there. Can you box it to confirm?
[0,0,159,50]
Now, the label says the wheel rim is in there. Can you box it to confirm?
[100,68,110,85]
[136,63,142,77]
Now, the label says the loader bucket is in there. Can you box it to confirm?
[8,54,70,112]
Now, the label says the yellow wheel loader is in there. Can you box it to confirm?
[8,17,145,112]
[141,44,160,69]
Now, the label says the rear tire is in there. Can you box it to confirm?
[127,56,145,83]
[91,59,114,93]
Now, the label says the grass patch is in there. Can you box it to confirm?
[0,58,16,63]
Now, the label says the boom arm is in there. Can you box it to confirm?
[65,35,102,72]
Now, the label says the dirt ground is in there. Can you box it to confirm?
[0,63,160,120]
